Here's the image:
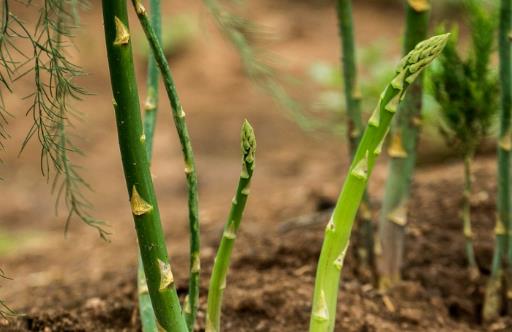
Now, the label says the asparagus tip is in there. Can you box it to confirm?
[241,120,256,163]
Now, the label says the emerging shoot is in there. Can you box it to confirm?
[206,120,256,332]
[309,33,449,332]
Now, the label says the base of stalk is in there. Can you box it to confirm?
[482,272,503,322]
[378,274,401,292]
[468,266,480,282]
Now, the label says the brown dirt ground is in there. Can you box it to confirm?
[0,1,509,331]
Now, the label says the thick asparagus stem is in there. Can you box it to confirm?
[462,152,479,280]
[205,120,256,332]
[484,0,511,321]
[309,34,449,332]
[101,1,187,331]
[138,0,162,330]
[336,0,375,274]
[376,1,430,289]
[132,1,200,329]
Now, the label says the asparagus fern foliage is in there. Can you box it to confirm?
[429,4,498,280]
[0,269,15,320]
[0,0,108,239]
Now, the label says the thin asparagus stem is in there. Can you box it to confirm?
[138,0,162,330]
[462,152,479,280]
[101,1,187,331]
[205,120,256,332]
[376,1,430,289]
[336,0,375,275]
[132,1,200,329]
[309,34,449,332]
[484,0,511,321]
[143,0,162,162]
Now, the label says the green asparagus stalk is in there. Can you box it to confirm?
[376,1,430,289]
[309,33,449,332]
[484,0,511,321]
[205,120,256,332]
[101,1,187,331]
[132,1,200,329]
[336,0,375,274]
[137,0,162,330]
[462,153,479,279]
[143,0,162,161]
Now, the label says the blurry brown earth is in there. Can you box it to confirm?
[0,1,509,331]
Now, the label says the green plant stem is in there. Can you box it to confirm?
[376,2,430,289]
[309,34,449,332]
[484,0,511,321]
[462,152,479,280]
[336,0,375,275]
[206,120,256,332]
[132,1,200,329]
[101,1,187,331]
[138,0,162,330]
[143,0,162,161]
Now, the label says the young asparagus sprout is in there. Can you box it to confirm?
[429,3,498,284]
[131,0,201,328]
[309,33,449,332]
[206,120,256,332]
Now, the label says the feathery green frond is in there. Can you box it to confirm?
[430,19,498,154]
[202,0,324,131]
[1,0,108,239]
[0,269,15,320]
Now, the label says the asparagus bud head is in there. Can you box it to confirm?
[241,119,256,165]
[394,33,450,95]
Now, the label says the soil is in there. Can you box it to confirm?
[0,1,509,332]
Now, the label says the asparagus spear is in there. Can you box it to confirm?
[309,33,449,332]
[101,1,187,330]
[206,120,256,332]
[484,0,512,321]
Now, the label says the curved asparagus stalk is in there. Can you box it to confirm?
[137,0,162,330]
[101,1,187,331]
[336,0,375,275]
[206,120,256,332]
[309,34,449,332]
[132,1,200,329]
[377,0,430,289]
[484,0,511,321]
